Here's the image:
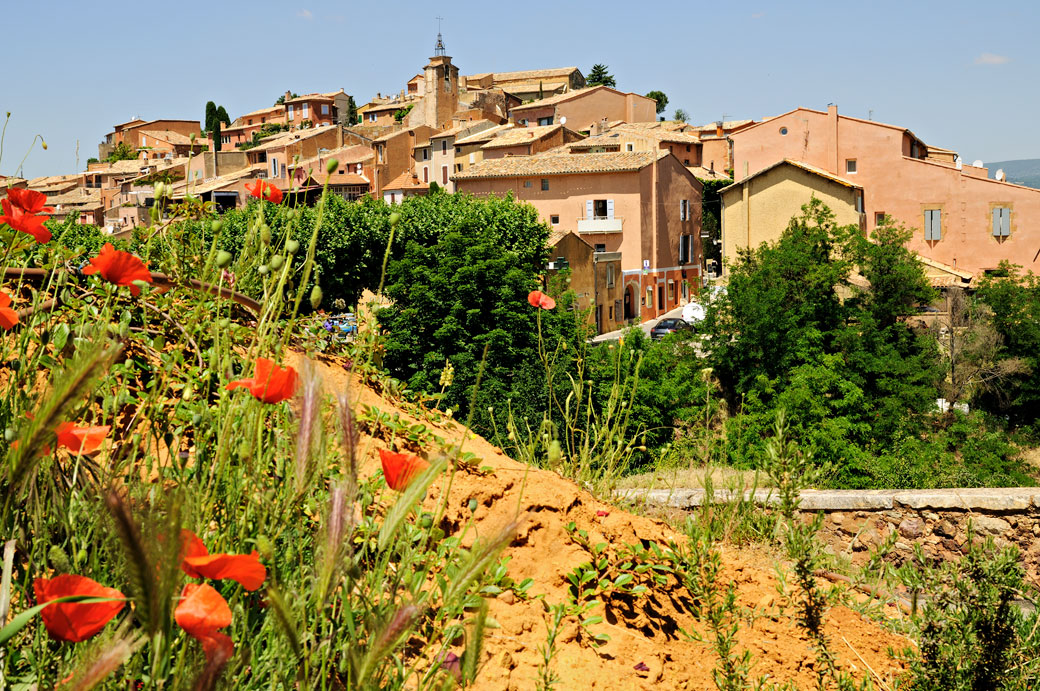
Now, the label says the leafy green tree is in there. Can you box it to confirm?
[673,108,689,123]
[586,64,616,88]
[645,90,668,115]
[107,141,138,162]
[975,266,1040,426]
[215,105,230,127]
[275,92,299,106]
[212,119,222,152]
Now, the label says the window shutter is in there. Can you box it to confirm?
[1002,207,1011,236]
[586,200,594,219]
[993,208,1001,237]
[607,199,615,219]
[933,210,941,240]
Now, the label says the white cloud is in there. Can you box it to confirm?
[297,8,313,19]
[751,11,765,19]
[975,52,1010,65]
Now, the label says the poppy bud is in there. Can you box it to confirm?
[75,549,88,566]
[269,255,284,271]
[41,140,48,150]
[4,428,14,442]
[467,499,478,513]
[258,265,269,275]
[218,318,230,329]
[154,182,165,198]
[326,158,339,175]
[256,535,274,560]
[547,440,562,468]
[285,209,297,220]
[190,131,196,142]
[181,384,193,401]
[388,212,401,227]
[420,513,434,529]
[260,225,272,244]
[216,250,233,268]
[211,220,223,234]
[285,239,300,254]
[310,285,323,310]
[48,546,72,574]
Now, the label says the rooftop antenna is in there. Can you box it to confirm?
[868,109,874,120]
[434,17,446,56]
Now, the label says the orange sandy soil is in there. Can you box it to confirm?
[305,354,912,690]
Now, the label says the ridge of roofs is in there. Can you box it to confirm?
[138,130,199,146]
[480,124,567,149]
[721,158,861,193]
[454,124,515,146]
[509,85,640,111]
[383,169,430,190]
[454,150,666,180]
[431,119,496,139]
[464,67,579,82]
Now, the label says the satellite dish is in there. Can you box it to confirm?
[955,156,963,170]
[559,116,567,125]
[996,169,1006,181]
[972,159,984,168]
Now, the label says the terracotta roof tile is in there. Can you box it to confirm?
[383,170,429,191]
[480,124,565,149]
[454,124,514,146]
[454,150,666,180]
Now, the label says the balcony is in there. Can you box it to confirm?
[577,216,623,233]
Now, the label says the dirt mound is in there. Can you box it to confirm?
[310,356,909,689]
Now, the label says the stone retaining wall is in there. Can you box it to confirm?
[623,488,1040,586]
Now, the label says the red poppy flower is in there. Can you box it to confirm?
[527,290,556,310]
[225,357,298,404]
[175,583,232,638]
[245,180,283,205]
[180,530,266,591]
[6,188,54,215]
[0,200,52,244]
[379,449,430,491]
[0,292,19,330]
[33,574,125,642]
[55,422,110,455]
[82,243,153,296]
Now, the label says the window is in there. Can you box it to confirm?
[541,178,549,191]
[924,209,942,241]
[456,146,461,153]
[423,166,429,183]
[519,118,528,126]
[378,146,383,163]
[368,113,377,123]
[684,159,690,165]
[993,206,1011,237]
[321,104,329,115]
[780,127,788,135]
[678,235,691,264]
[442,166,448,184]
[626,143,634,152]
[594,243,606,252]
[524,181,532,188]
[679,199,690,221]
[455,164,463,172]
[469,153,475,164]
[668,280,675,301]
[271,157,278,178]
[606,264,616,287]
[686,145,691,152]
[875,211,886,227]
[422,148,429,161]
[441,140,447,153]
[288,105,294,120]
[550,215,559,225]
[302,103,309,118]
[846,159,857,174]
[590,199,612,219]
[538,116,553,126]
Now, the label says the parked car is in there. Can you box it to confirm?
[681,301,706,325]
[650,317,692,340]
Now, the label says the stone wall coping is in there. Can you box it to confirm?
[618,487,1040,512]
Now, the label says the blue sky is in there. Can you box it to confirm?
[2,0,1036,178]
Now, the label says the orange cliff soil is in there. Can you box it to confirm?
[307,355,911,690]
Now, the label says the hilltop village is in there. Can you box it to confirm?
[2,36,1037,334]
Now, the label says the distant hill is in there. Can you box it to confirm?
[986,159,1040,189]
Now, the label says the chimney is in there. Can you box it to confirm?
[715,120,723,137]
[284,90,292,102]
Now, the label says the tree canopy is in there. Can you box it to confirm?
[645,90,669,114]
[586,64,616,87]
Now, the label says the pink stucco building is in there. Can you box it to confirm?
[730,106,1040,275]
[454,150,702,321]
